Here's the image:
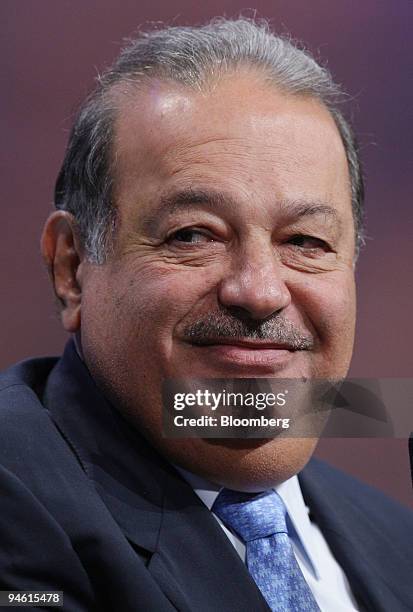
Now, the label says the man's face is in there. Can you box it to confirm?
[78,71,356,489]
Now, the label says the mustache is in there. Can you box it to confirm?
[182,309,314,350]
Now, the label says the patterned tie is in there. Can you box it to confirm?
[212,488,320,612]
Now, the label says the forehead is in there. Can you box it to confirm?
[111,72,352,223]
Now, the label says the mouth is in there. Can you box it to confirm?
[188,337,300,372]
[192,338,296,350]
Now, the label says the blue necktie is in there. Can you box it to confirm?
[212,488,320,612]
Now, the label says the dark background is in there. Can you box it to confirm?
[1,0,412,507]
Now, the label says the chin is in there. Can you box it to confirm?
[162,436,318,492]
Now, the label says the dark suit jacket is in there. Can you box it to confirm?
[0,340,412,611]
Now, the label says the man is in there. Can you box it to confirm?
[0,18,411,612]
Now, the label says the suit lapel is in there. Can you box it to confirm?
[299,459,413,612]
[147,466,270,611]
[45,341,269,611]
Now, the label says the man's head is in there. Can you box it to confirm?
[42,18,363,490]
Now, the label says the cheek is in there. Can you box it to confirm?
[87,262,222,348]
[290,272,356,349]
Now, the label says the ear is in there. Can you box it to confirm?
[41,211,84,333]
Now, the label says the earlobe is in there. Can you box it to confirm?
[41,211,83,333]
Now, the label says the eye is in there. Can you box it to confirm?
[287,234,329,251]
[167,228,213,244]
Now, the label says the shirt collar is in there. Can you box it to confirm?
[175,466,319,579]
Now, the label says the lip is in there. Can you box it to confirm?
[194,338,294,350]
[189,339,296,372]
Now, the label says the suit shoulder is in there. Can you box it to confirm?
[0,355,58,404]
[0,355,87,483]
[0,355,58,436]
[302,456,413,523]
[0,354,58,386]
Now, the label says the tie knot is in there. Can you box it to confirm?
[212,488,288,543]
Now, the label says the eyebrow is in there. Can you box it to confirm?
[280,201,340,224]
[141,187,340,232]
[141,189,232,232]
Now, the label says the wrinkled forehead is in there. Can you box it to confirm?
[113,72,344,153]
[110,73,352,224]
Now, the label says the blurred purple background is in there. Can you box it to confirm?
[1,0,412,506]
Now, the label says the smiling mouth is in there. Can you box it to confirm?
[190,337,298,350]
[188,338,301,370]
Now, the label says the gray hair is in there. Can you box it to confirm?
[55,17,364,263]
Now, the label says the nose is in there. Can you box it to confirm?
[217,242,291,320]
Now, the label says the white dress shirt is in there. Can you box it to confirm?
[176,467,359,612]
